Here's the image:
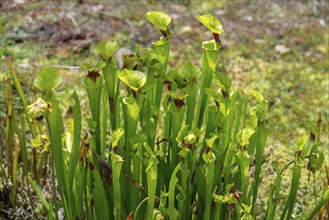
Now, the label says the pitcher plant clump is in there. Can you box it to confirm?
[4,10,328,220]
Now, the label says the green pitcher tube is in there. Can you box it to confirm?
[197,40,220,129]
[153,38,170,109]
[169,103,186,170]
[103,63,119,131]
[84,72,104,156]
[201,103,219,160]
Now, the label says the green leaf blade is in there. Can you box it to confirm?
[196,15,224,34]
[96,41,120,60]
[179,61,201,82]
[33,66,63,93]
[146,11,172,31]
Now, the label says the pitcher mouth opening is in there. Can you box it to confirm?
[202,39,220,51]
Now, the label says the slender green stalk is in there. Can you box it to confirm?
[133,197,149,220]
[100,88,108,155]
[6,56,35,137]
[19,112,29,175]
[203,149,215,220]
[162,95,171,164]
[305,189,329,220]
[265,165,282,220]
[144,143,159,220]
[111,152,124,220]
[280,134,312,220]
[72,161,85,220]
[168,103,185,170]
[221,97,238,187]
[90,163,109,219]
[185,86,197,125]
[280,161,303,220]
[153,38,170,110]
[104,62,119,130]
[251,123,268,215]
[179,161,190,220]
[168,163,181,220]
[68,92,81,186]
[12,136,19,207]
[5,82,14,176]
[28,176,52,216]
[195,165,206,219]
